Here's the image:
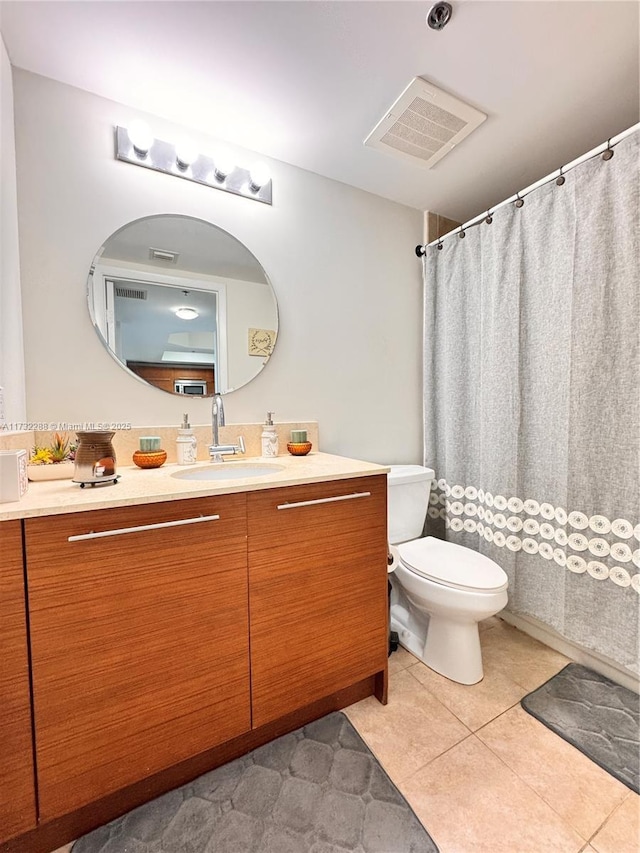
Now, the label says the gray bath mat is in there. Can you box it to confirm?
[521,663,639,794]
[72,711,438,853]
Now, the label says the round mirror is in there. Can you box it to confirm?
[88,214,278,396]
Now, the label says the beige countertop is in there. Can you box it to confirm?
[0,453,389,521]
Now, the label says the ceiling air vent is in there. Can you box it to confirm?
[149,247,180,264]
[114,285,147,300]
[364,77,486,169]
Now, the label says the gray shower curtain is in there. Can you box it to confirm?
[424,131,639,674]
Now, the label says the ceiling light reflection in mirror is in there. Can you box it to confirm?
[88,215,278,397]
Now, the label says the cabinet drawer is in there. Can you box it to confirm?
[25,494,251,820]
[0,521,37,842]
[248,474,385,546]
[248,475,388,726]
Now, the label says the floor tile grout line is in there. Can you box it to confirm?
[583,790,637,848]
[396,731,589,852]
[346,698,475,791]
[403,662,477,733]
[404,661,529,733]
[474,731,590,841]
[473,716,630,845]
[393,731,476,788]
[471,696,527,732]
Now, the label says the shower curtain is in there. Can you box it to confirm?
[424,131,639,674]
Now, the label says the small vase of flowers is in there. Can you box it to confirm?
[28,433,77,481]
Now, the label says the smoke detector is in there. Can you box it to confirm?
[364,77,486,169]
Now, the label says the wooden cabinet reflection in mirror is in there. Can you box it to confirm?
[127,361,215,396]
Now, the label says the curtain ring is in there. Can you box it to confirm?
[602,139,614,161]
[514,193,524,209]
[556,167,565,186]
[485,209,493,224]
[458,227,465,238]
[437,241,443,250]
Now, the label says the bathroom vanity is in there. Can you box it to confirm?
[0,521,37,842]
[0,454,388,853]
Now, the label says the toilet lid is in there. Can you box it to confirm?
[398,537,509,593]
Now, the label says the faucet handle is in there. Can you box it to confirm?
[237,436,246,455]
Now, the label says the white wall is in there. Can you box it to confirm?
[226,281,276,391]
[13,70,424,463]
[0,38,26,425]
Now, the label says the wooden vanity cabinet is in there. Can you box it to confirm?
[24,494,251,821]
[0,521,37,843]
[248,474,388,727]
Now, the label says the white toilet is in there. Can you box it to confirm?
[387,465,508,685]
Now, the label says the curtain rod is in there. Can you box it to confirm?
[415,122,640,257]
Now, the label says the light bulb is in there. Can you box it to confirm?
[248,163,271,192]
[175,140,198,169]
[175,307,199,320]
[212,151,236,181]
[127,120,153,156]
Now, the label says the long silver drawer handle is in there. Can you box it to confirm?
[277,491,371,510]
[68,514,220,541]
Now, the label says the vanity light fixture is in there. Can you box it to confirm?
[175,307,199,320]
[115,125,272,204]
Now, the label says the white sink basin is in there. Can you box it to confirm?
[171,463,285,482]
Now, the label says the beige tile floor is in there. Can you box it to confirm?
[346,617,640,853]
[52,618,639,853]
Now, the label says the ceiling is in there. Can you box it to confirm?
[1,1,638,221]
[100,215,269,283]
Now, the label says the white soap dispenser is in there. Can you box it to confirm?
[176,414,197,465]
[261,412,279,459]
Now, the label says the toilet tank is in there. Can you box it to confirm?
[387,465,435,544]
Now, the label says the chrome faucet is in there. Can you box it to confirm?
[209,393,245,462]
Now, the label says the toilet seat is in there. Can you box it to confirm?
[398,536,508,593]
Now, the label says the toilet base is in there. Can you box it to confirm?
[390,605,484,685]
[422,616,484,684]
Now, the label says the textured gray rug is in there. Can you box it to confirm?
[521,663,639,793]
[72,712,438,853]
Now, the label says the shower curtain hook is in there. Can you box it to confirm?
[458,226,466,238]
[556,167,565,186]
[514,192,524,209]
[485,209,493,224]
[437,241,443,250]
[602,139,614,161]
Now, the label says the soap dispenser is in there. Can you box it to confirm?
[176,414,197,465]
[261,412,279,459]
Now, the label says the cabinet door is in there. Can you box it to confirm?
[248,475,388,727]
[25,495,250,820]
[0,520,37,842]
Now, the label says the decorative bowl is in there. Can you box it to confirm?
[132,449,167,469]
[286,441,312,457]
[27,461,75,482]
